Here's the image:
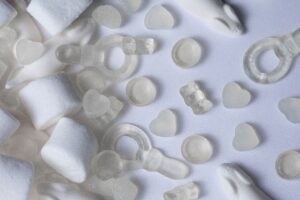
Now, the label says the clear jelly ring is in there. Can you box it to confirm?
[97,35,139,81]
[244,37,293,84]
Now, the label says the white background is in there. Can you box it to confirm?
[95,0,300,199]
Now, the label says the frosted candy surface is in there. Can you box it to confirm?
[15,39,45,65]
[76,68,106,93]
[233,123,260,151]
[149,109,177,137]
[172,38,202,68]
[181,135,213,164]
[119,0,143,13]
[92,5,123,29]
[276,150,300,180]
[126,77,157,106]
[279,97,300,123]
[123,36,158,55]
[222,82,252,108]
[145,5,175,30]
[164,182,200,200]
[83,90,111,119]
[113,177,138,200]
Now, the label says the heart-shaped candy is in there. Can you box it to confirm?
[279,97,300,123]
[233,123,260,151]
[145,5,175,30]
[15,39,44,65]
[222,82,252,109]
[149,109,177,137]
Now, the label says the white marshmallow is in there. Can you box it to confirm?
[0,107,20,143]
[0,0,17,28]
[27,0,93,35]
[0,155,34,200]
[41,118,98,183]
[19,74,81,130]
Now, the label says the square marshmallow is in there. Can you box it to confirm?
[27,0,93,35]
[0,155,34,200]
[0,0,17,28]
[0,107,20,143]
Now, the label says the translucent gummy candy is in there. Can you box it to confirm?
[0,60,8,80]
[149,109,177,137]
[91,150,123,180]
[122,36,158,55]
[56,35,139,81]
[119,0,143,13]
[180,81,213,115]
[181,135,213,164]
[244,27,300,84]
[15,39,45,65]
[233,123,260,151]
[222,82,252,109]
[218,163,273,200]
[145,5,175,30]
[172,38,202,68]
[76,68,107,94]
[143,148,190,179]
[113,177,139,200]
[279,97,300,123]
[0,27,17,47]
[276,150,300,180]
[83,90,111,119]
[92,5,123,29]
[164,182,200,200]
[126,76,157,106]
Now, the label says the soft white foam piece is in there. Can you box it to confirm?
[222,82,252,109]
[19,74,81,130]
[149,109,178,137]
[7,18,96,88]
[0,107,20,143]
[0,155,34,200]
[218,163,273,200]
[27,0,93,35]
[0,0,17,28]
[41,118,98,183]
[177,0,244,36]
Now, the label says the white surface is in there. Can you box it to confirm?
[98,0,300,199]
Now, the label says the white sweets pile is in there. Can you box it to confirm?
[0,0,298,200]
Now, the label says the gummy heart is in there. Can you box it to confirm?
[279,97,300,123]
[15,39,44,65]
[233,123,260,151]
[149,109,177,137]
[145,5,175,30]
[222,82,252,109]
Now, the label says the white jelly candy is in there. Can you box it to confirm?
[172,38,202,68]
[181,135,213,164]
[122,36,158,55]
[0,155,34,200]
[180,81,213,115]
[279,97,300,123]
[177,0,243,36]
[119,0,143,13]
[0,107,20,144]
[0,0,17,28]
[218,163,273,200]
[145,5,175,30]
[76,68,107,94]
[41,118,98,183]
[113,177,139,200]
[27,0,93,35]
[19,74,81,130]
[15,39,45,65]
[233,123,260,151]
[149,109,177,137]
[92,5,123,29]
[7,18,96,88]
[83,90,111,119]
[126,77,157,106]
[276,150,300,180]
[222,82,252,109]
[143,148,190,179]
[164,182,200,200]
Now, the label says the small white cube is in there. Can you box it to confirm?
[41,118,98,183]
[27,0,93,35]
[0,107,20,143]
[0,0,17,28]
[19,73,81,130]
[0,155,34,200]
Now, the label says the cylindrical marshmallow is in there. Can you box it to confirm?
[0,0,17,28]
[27,0,93,35]
[0,155,34,200]
[41,118,99,183]
[19,73,81,130]
[0,107,20,143]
